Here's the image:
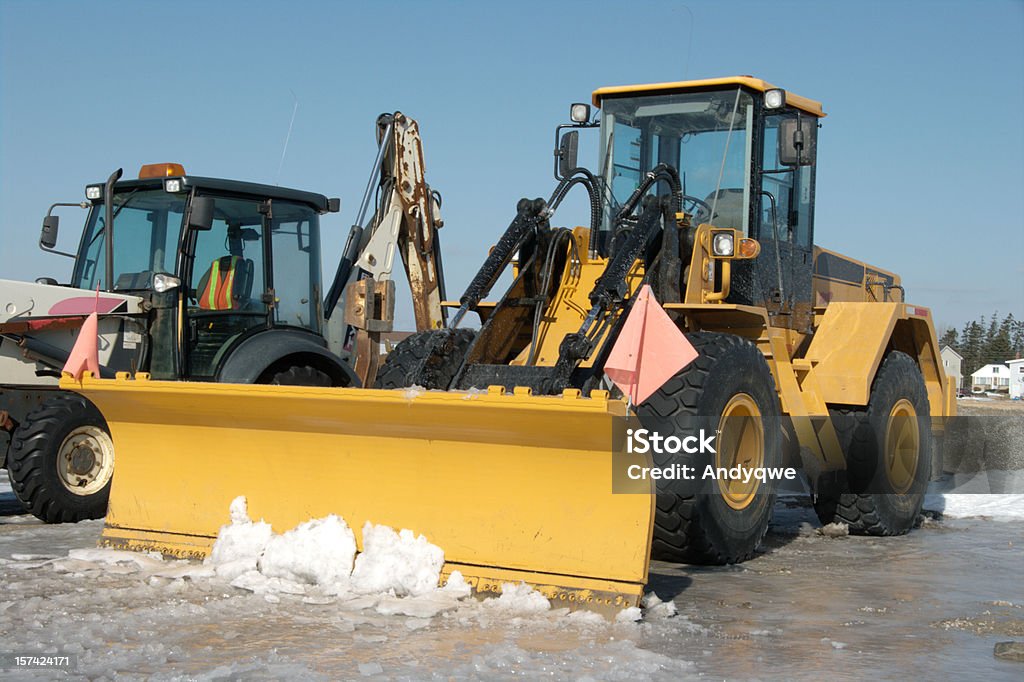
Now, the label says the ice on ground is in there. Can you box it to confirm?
[616,606,643,623]
[642,592,678,619]
[350,522,443,596]
[923,493,1024,520]
[484,582,551,614]
[818,521,850,537]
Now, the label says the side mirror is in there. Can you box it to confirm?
[328,197,341,213]
[778,118,817,167]
[40,215,60,249]
[188,196,215,231]
[557,130,579,179]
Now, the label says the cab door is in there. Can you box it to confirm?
[183,195,270,378]
[755,112,816,332]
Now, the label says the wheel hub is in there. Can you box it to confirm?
[716,393,764,510]
[69,444,97,475]
[57,426,115,496]
[885,399,920,494]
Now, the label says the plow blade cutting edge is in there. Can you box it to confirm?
[64,373,654,613]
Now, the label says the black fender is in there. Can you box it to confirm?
[216,329,360,387]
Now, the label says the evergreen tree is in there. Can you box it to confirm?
[1008,314,1023,359]
[938,326,959,351]
[962,319,985,378]
[981,313,999,365]
[986,313,1014,364]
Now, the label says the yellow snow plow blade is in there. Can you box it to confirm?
[65,373,654,612]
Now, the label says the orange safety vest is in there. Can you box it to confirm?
[199,256,240,310]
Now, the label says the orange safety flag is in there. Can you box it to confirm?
[604,284,698,405]
[62,311,100,381]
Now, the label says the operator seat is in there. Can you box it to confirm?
[703,188,746,232]
[196,255,254,310]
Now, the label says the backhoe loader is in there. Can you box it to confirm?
[1,112,445,523]
[66,77,954,613]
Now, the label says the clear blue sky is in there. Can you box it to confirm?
[2,0,1022,333]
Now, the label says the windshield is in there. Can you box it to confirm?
[73,189,186,291]
[598,88,754,235]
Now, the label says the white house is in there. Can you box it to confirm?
[940,345,963,390]
[971,363,1011,392]
[1008,358,1024,399]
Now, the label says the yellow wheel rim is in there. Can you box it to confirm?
[716,394,764,510]
[885,399,919,494]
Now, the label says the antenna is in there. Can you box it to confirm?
[678,4,694,79]
[276,89,299,185]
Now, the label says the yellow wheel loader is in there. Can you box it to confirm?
[1,113,445,523]
[65,77,954,613]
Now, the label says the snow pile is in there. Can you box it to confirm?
[350,523,444,596]
[259,516,356,592]
[205,496,461,609]
[206,497,273,580]
[923,493,1024,521]
[200,498,576,620]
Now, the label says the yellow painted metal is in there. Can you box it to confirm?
[890,312,954,420]
[803,302,902,406]
[592,76,826,118]
[811,246,902,306]
[510,227,644,369]
[716,394,764,510]
[63,373,654,611]
[885,399,920,494]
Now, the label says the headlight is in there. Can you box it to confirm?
[712,232,734,257]
[570,103,591,123]
[164,178,183,193]
[153,273,181,293]
[85,185,102,200]
[764,88,786,110]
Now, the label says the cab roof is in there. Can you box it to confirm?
[592,76,825,118]
[97,176,332,212]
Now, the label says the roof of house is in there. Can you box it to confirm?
[940,345,963,361]
[971,363,1010,377]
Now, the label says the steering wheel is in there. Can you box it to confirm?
[681,195,712,225]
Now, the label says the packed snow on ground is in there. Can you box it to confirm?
[923,492,1024,520]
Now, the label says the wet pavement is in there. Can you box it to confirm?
[0,485,1021,680]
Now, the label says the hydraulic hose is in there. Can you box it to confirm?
[450,198,548,328]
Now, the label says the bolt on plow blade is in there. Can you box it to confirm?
[64,374,654,614]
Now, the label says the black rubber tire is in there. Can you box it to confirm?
[814,351,931,535]
[637,332,782,565]
[7,393,113,523]
[265,365,334,387]
[374,329,476,390]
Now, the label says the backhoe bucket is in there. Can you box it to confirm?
[64,374,654,612]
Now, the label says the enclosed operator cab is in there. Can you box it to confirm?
[69,164,346,383]
[591,76,826,332]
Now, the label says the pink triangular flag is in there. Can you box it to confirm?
[62,311,100,380]
[604,285,698,404]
